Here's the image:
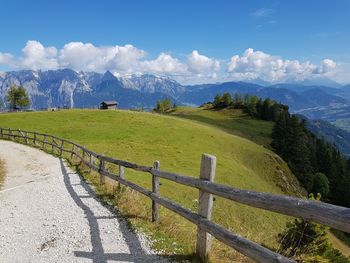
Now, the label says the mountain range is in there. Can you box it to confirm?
[1,69,349,111]
[1,68,350,155]
[0,69,184,109]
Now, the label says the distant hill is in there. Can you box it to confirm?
[297,115,350,156]
[300,88,348,106]
[181,82,349,111]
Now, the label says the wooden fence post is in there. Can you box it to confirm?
[0,128,3,138]
[43,135,46,150]
[71,145,75,159]
[99,159,105,185]
[59,140,64,156]
[25,132,29,144]
[89,154,92,172]
[196,154,216,262]
[118,165,125,189]
[152,160,160,222]
[51,137,54,153]
[82,146,86,161]
[33,132,37,145]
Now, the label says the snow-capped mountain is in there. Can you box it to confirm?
[2,68,350,129]
[120,74,185,97]
[0,69,184,109]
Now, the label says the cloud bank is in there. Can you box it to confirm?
[227,48,337,82]
[0,40,341,84]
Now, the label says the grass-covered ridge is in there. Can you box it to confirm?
[0,109,303,262]
[169,106,274,147]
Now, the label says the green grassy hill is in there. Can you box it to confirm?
[0,109,304,262]
[169,106,274,147]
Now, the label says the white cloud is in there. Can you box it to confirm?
[187,50,220,74]
[58,42,146,73]
[20,40,58,70]
[322,62,350,84]
[227,48,337,82]
[0,40,345,84]
[109,45,147,73]
[0,52,13,66]
[141,53,187,75]
[319,59,337,74]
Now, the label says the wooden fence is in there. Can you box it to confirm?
[1,127,350,263]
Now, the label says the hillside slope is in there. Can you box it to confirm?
[169,106,274,147]
[0,109,304,262]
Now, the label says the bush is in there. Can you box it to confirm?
[278,195,350,262]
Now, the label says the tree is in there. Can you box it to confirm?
[155,100,164,113]
[255,98,263,118]
[163,98,171,111]
[285,116,314,189]
[246,95,259,115]
[6,85,30,110]
[311,173,330,197]
[154,98,176,113]
[222,92,233,107]
[271,112,288,157]
[213,94,223,108]
[233,93,243,108]
[262,98,273,120]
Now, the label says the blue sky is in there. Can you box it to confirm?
[0,0,349,84]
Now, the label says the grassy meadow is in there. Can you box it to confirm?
[170,106,274,147]
[0,109,304,262]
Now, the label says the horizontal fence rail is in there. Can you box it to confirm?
[1,127,350,263]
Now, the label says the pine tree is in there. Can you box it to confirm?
[246,95,259,116]
[262,98,272,120]
[311,173,330,197]
[255,98,263,118]
[271,112,288,158]
[233,93,243,108]
[281,116,314,189]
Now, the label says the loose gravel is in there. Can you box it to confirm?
[0,140,169,263]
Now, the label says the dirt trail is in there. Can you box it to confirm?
[0,140,168,263]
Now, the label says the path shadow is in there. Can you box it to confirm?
[59,158,174,263]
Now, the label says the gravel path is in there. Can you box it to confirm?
[0,140,169,263]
